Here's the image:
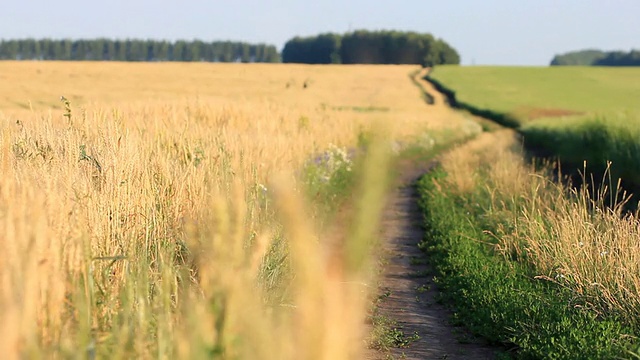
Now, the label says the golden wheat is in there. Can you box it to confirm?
[0,62,477,359]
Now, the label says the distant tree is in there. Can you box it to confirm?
[282,33,341,64]
[340,30,384,64]
[382,32,420,64]
[551,49,640,66]
[264,46,280,62]
[0,38,280,63]
[104,40,115,60]
[113,40,125,61]
[73,40,90,60]
[39,39,53,60]
[50,40,63,60]
[436,39,460,65]
[19,38,38,60]
[239,44,250,62]
[550,49,606,66]
[142,40,154,61]
[92,39,104,60]
[173,40,188,61]
[282,37,303,63]
[60,39,72,60]
[156,41,170,61]
[200,41,213,61]
[220,42,232,62]
[0,41,12,59]
[283,30,459,66]
[255,45,265,63]
[594,50,640,66]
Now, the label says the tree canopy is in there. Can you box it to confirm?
[0,39,280,63]
[0,32,463,67]
[594,50,640,66]
[551,49,640,66]
[282,30,460,66]
[281,33,342,64]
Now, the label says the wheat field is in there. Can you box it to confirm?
[0,62,478,359]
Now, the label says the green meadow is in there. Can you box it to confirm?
[429,66,640,121]
[429,65,640,193]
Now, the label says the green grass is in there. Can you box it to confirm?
[416,168,637,359]
[428,66,640,123]
[429,65,640,195]
[368,311,421,351]
[521,113,640,192]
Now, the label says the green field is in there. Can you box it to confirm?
[429,66,640,122]
[429,66,640,194]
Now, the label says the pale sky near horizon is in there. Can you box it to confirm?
[2,1,638,65]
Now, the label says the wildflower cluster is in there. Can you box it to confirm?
[313,144,353,183]
[303,144,355,205]
[417,133,435,150]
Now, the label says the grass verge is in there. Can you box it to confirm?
[416,131,639,359]
[368,290,421,352]
[521,113,640,199]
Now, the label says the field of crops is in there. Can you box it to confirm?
[0,62,482,359]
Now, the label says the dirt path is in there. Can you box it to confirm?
[417,68,448,106]
[365,71,497,360]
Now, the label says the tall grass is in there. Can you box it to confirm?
[522,112,640,192]
[0,100,377,358]
[427,130,640,356]
[0,63,478,358]
[444,130,640,324]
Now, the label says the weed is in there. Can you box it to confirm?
[368,314,420,351]
[379,289,392,300]
[60,95,72,126]
[408,269,431,278]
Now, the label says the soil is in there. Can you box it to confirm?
[513,106,583,120]
[364,72,499,360]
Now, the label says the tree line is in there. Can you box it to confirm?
[282,30,460,66]
[0,39,280,62]
[551,49,640,66]
[0,32,462,66]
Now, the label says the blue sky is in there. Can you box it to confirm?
[2,0,638,65]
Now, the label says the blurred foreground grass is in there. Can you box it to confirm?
[0,62,479,358]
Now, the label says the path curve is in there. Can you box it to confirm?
[365,71,497,359]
